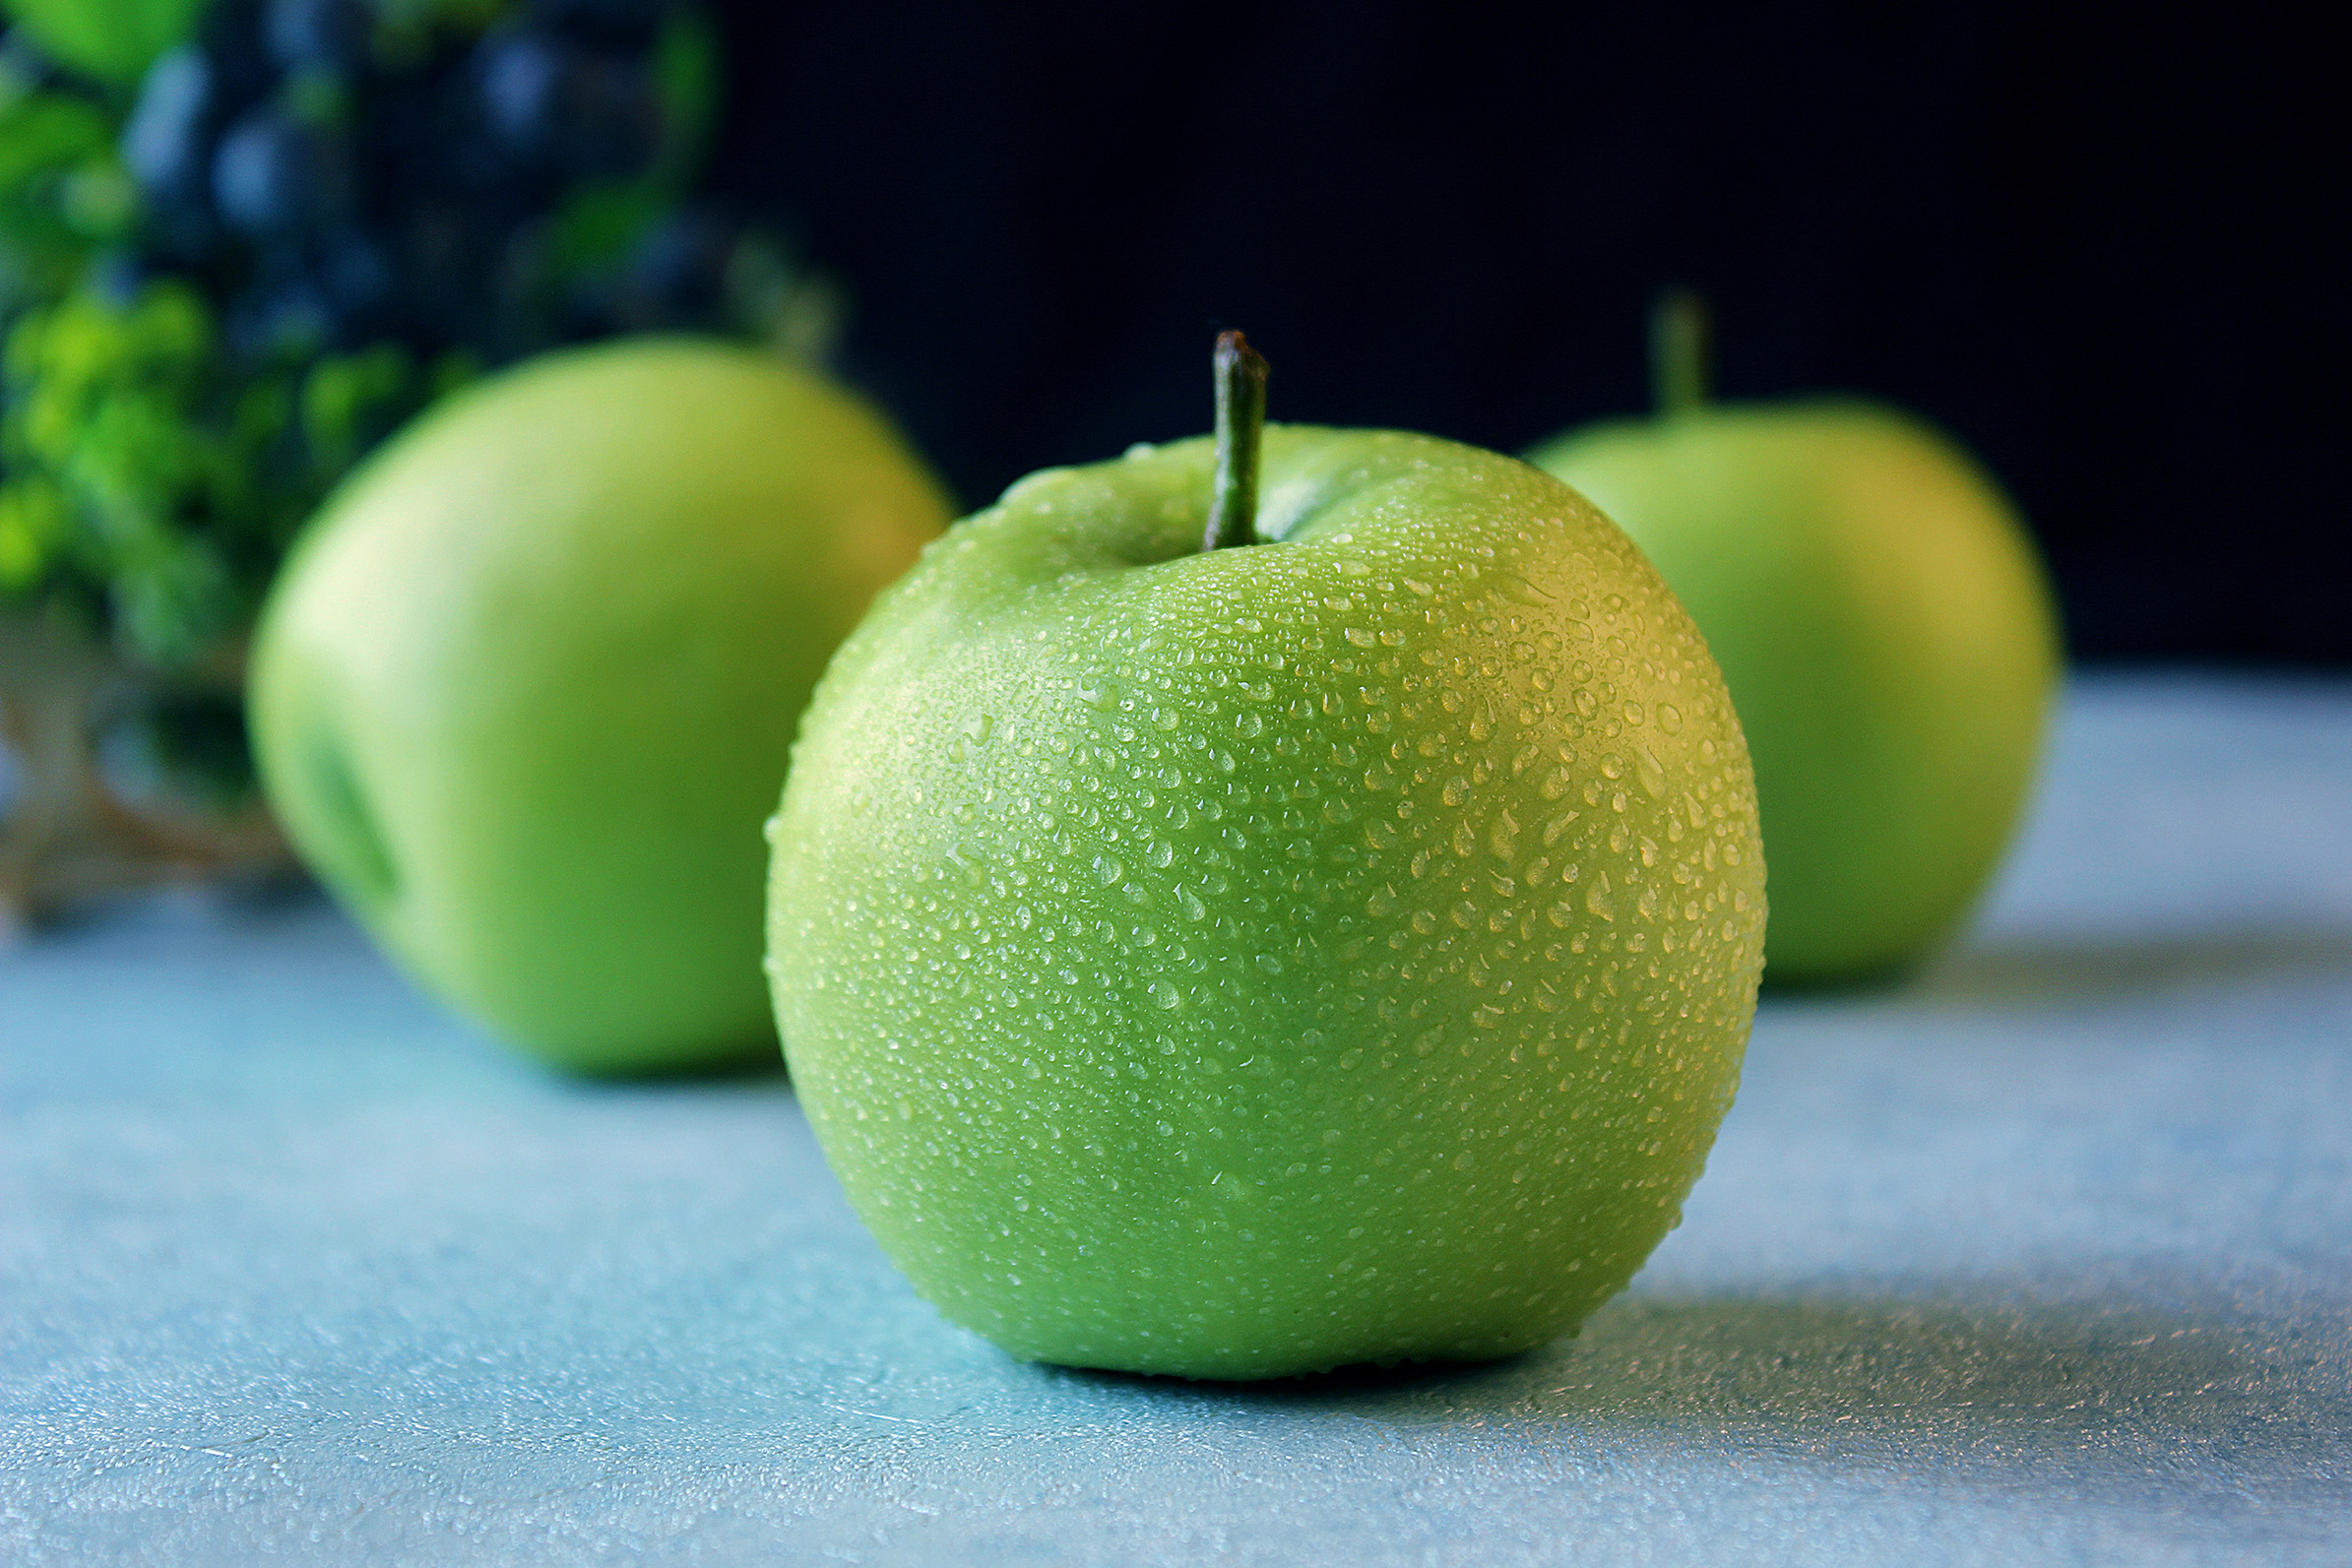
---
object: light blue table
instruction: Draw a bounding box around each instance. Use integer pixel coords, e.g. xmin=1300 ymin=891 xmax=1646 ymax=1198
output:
xmin=5 ymin=673 xmax=2349 ymax=1566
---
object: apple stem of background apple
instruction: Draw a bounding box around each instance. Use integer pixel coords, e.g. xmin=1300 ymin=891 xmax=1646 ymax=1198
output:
xmin=1203 ymin=331 xmax=1271 ymax=551
xmin=1652 ymin=290 xmax=1709 ymax=419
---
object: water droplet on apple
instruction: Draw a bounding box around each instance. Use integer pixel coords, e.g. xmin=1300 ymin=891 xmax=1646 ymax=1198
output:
xmin=1634 ymin=746 xmax=1667 ymax=799
xmin=1488 ymin=807 xmax=1519 ymax=860
xmin=1585 ymin=872 xmax=1617 ymax=921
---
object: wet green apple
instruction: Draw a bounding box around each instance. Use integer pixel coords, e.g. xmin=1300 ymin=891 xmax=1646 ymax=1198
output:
xmin=768 ymin=336 xmax=1766 ymax=1379
xmin=1529 ymin=299 xmax=2060 ymax=984
xmin=252 ymin=339 xmax=951 ymax=1073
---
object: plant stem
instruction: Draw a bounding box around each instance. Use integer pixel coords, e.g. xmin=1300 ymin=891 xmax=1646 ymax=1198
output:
xmin=1202 ymin=330 xmax=1270 ymax=552
xmin=1651 ymin=290 xmax=1709 ymax=419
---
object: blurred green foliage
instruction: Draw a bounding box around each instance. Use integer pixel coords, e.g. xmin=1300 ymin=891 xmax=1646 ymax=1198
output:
xmin=0 ymin=7 xmax=435 ymax=670
xmin=0 ymin=0 xmax=799 ymax=831
xmin=1 ymin=279 xmax=432 ymax=663
xmin=0 ymin=0 xmax=764 ymax=691
xmin=1 ymin=0 xmax=207 ymax=84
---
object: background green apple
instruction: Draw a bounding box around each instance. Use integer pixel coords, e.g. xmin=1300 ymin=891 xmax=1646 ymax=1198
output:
xmin=768 ymin=388 xmax=1767 ymax=1378
xmin=1528 ymin=303 xmax=2060 ymax=984
xmin=253 ymin=339 xmax=951 ymax=1073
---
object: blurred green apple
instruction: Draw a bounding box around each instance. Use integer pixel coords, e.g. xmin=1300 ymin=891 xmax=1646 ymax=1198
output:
xmin=1529 ymin=299 xmax=2060 ymax=984
xmin=253 ymin=339 xmax=951 ymax=1073
xmin=768 ymin=336 xmax=1766 ymax=1379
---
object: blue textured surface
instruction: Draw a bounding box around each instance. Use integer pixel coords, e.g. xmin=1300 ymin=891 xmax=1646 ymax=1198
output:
xmin=4 ymin=672 xmax=2349 ymax=1565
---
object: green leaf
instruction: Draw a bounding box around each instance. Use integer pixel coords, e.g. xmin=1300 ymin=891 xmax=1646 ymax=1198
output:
xmin=1 ymin=0 xmax=209 ymax=84
xmin=548 ymin=183 xmax=663 ymax=275
xmin=0 ymin=91 xmax=134 ymax=286
xmin=651 ymin=11 xmax=718 ymax=186
xmin=0 ymin=474 xmax=68 ymax=589
xmin=0 ymin=92 xmax=116 ymax=187
xmin=299 ymin=344 xmax=412 ymax=476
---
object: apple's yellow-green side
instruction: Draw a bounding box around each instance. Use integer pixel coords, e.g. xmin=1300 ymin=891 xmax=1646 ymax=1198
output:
xmin=1533 ymin=403 xmax=2058 ymax=984
xmin=253 ymin=340 xmax=950 ymax=1072
xmin=768 ymin=427 xmax=1766 ymax=1378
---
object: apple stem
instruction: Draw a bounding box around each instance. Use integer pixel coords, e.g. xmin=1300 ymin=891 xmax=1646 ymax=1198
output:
xmin=1203 ymin=330 xmax=1271 ymax=552
xmin=1652 ymin=290 xmax=1709 ymax=419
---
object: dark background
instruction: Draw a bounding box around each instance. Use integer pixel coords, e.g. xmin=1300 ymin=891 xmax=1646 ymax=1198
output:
xmin=705 ymin=1 xmax=2347 ymax=664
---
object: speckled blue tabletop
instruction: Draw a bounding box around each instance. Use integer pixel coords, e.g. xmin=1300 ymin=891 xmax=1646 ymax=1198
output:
xmin=4 ymin=672 xmax=2349 ymax=1566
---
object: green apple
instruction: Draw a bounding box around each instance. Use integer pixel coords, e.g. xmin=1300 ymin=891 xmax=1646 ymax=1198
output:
xmin=252 ymin=338 xmax=951 ymax=1073
xmin=767 ymin=335 xmax=1766 ymax=1379
xmin=1528 ymin=298 xmax=2059 ymax=985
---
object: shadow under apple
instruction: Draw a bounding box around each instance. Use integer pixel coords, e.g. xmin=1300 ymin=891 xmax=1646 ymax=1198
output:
xmin=1043 ymin=1288 xmax=2347 ymax=1512
xmin=1908 ymin=925 xmax=2352 ymax=1008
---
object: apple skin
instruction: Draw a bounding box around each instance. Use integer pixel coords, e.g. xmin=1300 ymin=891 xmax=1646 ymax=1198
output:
xmin=251 ymin=339 xmax=951 ymax=1073
xmin=1529 ymin=402 xmax=2059 ymax=985
xmin=766 ymin=426 xmax=1766 ymax=1379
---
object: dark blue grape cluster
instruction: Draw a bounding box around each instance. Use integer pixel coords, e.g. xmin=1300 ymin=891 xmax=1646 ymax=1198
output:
xmin=113 ymin=0 xmax=770 ymax=367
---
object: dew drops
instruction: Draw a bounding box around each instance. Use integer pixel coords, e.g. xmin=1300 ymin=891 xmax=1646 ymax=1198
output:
xmin=764 ymin=450 xmax=1771 ymax=1378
